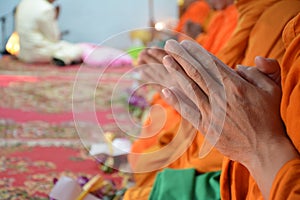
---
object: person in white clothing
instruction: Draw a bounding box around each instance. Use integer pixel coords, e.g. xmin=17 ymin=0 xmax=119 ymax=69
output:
xmin=15 ymin=0 xmax=83 ymax=66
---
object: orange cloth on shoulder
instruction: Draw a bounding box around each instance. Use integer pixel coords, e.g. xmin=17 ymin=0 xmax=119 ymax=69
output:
xmin=125 ymin=3 xmax=238 ymax=200
xmin=196 ymin=4 xmax=238 ymax=54
xmin=217 ymin=0 xmax=300 ymax=69
xmin=220 ymin=2 xmax=300 ymax=200
xmin=269 ymin=13 xmax=300 ymax=200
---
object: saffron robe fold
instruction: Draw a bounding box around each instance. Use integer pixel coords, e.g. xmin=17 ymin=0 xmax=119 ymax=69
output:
xmin=217 ymin=0 xmax=300 ymax=69
xmin=269 ymin=12 xmax=300 ymax=200
xmin=125 ymin=92 xmax=223 ymax=199
xmin=220 ymin=5 xmax=300 ymax=200
xmin=125 ymin=3 xmax=238 ymax=199
xmin=196 ymin=4 xmax=238 ymax=54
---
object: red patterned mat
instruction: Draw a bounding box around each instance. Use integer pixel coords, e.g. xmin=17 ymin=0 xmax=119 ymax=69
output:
xmin=0 ymin=55 xmax=133 ymax=199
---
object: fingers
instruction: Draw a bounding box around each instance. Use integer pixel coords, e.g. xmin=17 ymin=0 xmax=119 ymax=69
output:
xmin=254 ymin=56 xmax=281 ymax=86
xmin=236 ymin=56 xmax=282 ymax=94
xmin=162 ymin=55 xmax=209 ymax=108
xmin=137 ymin=47 xmax=166 ymax=66
xmin=236 ymin=65 xmax=281 ymax=95
xmin=148 ymin=48 xmax=167 ymax=63
xmin=164 ymin=39 xmax=215 ymax=95
xmin=161 ymin=87 xmax=202 ymax=131
xmin=141 ymin=63 xmax=164 ymax=80
xmin=137 ymin=49 xmax=157 ymax=65
xmin=139 ymin=66 xmax=166 ymax=92
xmin=140 ymin=66 xmax=157 ymax=83
xmin=180 ymin=40 xmax=238 ymax=83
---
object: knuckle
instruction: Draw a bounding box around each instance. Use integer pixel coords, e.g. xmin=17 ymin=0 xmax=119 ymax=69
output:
xmin=187 ymin=81 xmax=200 ymax=95
xmin=186 ymin=64 xmax=199 ymax=78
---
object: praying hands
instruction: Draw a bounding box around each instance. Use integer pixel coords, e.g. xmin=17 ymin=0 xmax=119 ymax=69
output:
xmin=137 ymin=47 xmax=179 ymax=92
xmin=160 ymin=40 xmax=299 ymax=199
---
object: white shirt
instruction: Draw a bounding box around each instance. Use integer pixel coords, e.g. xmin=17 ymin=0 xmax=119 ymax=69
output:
xmin=15 ymin=0 xmax=82 ymax=64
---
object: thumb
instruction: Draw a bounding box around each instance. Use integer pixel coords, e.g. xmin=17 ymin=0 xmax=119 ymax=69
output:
xmin=236 ymin=65 xmax=280 ymax=95
xmin=254 ymin=56 xmax=281 ymax=86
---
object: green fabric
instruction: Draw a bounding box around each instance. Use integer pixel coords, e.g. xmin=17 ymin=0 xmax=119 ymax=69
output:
xmin=195 ymin=170 xmax=221 ymax=200
xmin=126 ymin=46 xmax=145 ymax=60
xmin=149 ymin=168 xmax=221 ymax=200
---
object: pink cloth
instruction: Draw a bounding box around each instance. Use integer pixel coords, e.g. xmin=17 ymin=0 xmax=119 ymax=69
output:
xmin=80 ymin=43 xmax=133 ymax=67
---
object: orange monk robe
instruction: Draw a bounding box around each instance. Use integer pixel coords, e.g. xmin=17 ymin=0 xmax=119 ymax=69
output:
xmin=129 ymin=92 xmax=223 ymax=172
xmin=125 ymin=3 xmax=238 ymax=200
xmin=220 ymin=2 xmax=300 ymax=200
xmin=130 ymin=3 xmax=237 ymax=159
xmin=196 ymin=4 xmax=238 ymax=55
xmin=129 ymin=93 xmax=181 ymax=165
xmin=217 ymin=0 xmax=300 ymax=69
xmin=175 ymin=0 xmax=213 ymax=34
xmin=270 ymin=13 xmax=300 ymax=199
xmin=125 ymin=118 xmax=223 ymax=200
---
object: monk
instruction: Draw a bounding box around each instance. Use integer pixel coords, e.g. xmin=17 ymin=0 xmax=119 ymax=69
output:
xmin=131 ymin=0 xmax=237 ymax=159
xmin=126 ymin=49 xmax=224 ymax=199
xmin=125 ymin=0 xmax=300 ymax=199
xmin=124 ymin=1 xmax=237 ymax=199
xmin=212 ymin=1 xmax=300 ymax=198
xmin=220 ymin=12 xmax=300 ymax=200
xmin=174 ymin=0 xmax=214 ymax=37
xmin=176 ymin=0 xmax=238 ymax=54
xmin=161 ymin=11 xmax=300 ymax=198
xmin=154 ymin=1 xmax=300 ymax=199
xmin=185 ymin=0 xmax=238 ymax=54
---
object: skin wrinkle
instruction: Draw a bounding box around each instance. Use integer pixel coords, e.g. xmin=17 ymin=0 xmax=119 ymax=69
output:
xmin=181 ymin=40 xmax=222 ymax=78
xmin=164 ymin=41 xmax=229 ymax=154
xmin=165 ymin=41 xmax=213 ymax=96
xmin=181 ymin=40 xmax=234 ymax=78
xmin=162 ymin=39 xmax=285 ymax=164
xmin=163 ymin=55 xmax=208 ymax=106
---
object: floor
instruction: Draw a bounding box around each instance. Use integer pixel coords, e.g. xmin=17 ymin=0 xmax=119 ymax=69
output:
xmin=0 ymin=55 xmax=135 ymax=199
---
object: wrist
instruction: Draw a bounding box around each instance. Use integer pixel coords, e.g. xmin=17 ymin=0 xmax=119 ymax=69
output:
xmin=245 ymin=135 xmax=299 ymax=199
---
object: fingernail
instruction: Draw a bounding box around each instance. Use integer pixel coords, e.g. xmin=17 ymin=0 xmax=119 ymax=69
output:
xmin=147 ymin=49 xmax=153 ymax=54
xmin=162 ymin=88 xmax=171 ymax=98
xmin=255 ymin=56 xmax=263 ymax=60
xmin=165 ymin=39 xmax=177 ymax=50
xmin=163 ymin=55 xmax=173 ymax=66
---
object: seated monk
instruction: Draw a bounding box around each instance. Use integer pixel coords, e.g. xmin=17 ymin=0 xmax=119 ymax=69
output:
xmin=130 ymin=0 xmax=237 ymax=160
xmin=148 ymin=0 xmax=300 ymax=199
xmin=125 ymin=0 xmax=300 ymax=199
xmin=124 ymin=0 xmax=237 ymax=199
xmin=204 ymin=1 xmax=300 ymax=198
xmin=219 ymin=6 xmax=300 ymax=200
xmin=160 ymin=10 xmax=300 ymax=198
xmin=183 ymin=0 xmax=238 ymax=54
xmin=176 ymin=0 xmax=238 ymax=54
xmin=194 ymin=1 xmax=237 ymax=54
xmin=174 ymin=0 xmax=215 ymax=38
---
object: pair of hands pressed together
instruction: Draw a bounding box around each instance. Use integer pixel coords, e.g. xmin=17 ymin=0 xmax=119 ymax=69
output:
xmin=137 ymin=39 xmax=299 ymax=198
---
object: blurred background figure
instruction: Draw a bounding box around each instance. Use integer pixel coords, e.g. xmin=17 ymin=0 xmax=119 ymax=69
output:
xmin=15 ymin=0 xmax=83 ymax=66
